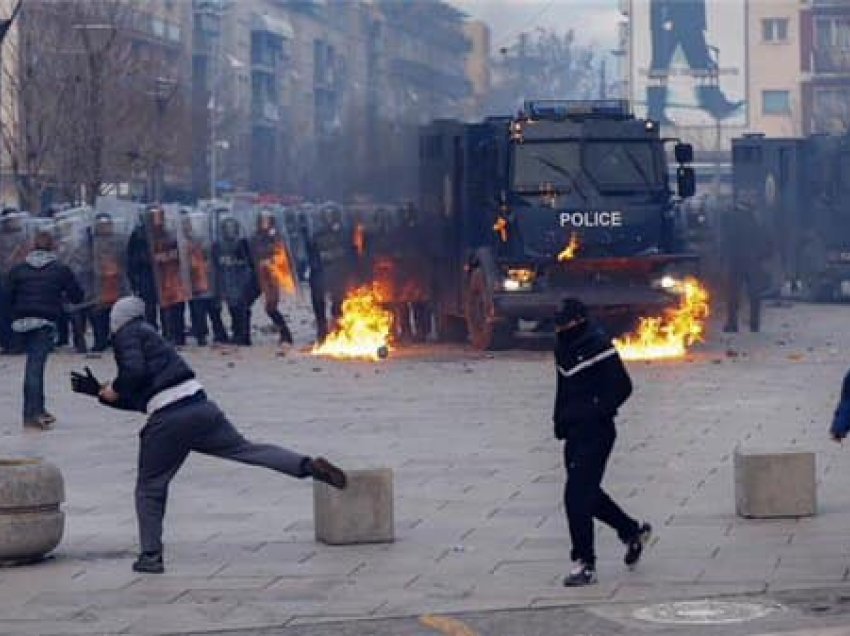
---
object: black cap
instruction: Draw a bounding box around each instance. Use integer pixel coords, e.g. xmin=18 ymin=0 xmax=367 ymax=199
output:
xmin=554 ymin=297 xmax=587 ymax=327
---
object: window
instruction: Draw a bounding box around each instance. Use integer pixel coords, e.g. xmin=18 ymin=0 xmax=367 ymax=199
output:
xmin=816 ymin=16 xmax=850 ymax=49
xmin=762 ymin=18 xmax=789 ymax=42
xmin=762 ymin=90 xmax=791 ymax=115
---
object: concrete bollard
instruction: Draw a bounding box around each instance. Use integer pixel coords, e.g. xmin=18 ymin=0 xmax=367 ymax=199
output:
xmin=314 ymin=468 xmax=394 ymax=545
xmin=734 ymin=448 xmax=816 ymax=518
xmin=0 ymin=458 xmax=65 ymax=565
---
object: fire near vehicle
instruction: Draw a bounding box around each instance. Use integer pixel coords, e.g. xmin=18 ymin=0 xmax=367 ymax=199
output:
xmin=418 ymin=99 xmax=698 ymax=349
xmin=732 ymin=133 xmax=850 ymax=301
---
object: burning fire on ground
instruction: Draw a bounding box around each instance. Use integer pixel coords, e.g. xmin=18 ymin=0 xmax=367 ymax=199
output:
xmin=613 ymin=277 xmax=710 ymax=361
xmin=311 ymin=284 xmax=393 ymax=361
xmin=557 ymin=233 xmax=580 ymax=262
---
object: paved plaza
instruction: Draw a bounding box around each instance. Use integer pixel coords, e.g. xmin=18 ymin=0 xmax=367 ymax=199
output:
xmin=2 ymin=301 xmax=850 ymax=634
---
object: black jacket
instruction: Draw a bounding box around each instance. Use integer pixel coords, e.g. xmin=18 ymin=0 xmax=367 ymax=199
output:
xmin=553 ymin=321 xmax=633 ymax=440
xmin=7 ymin=255 xmax=84 ymax=322
xmin=103 ymin=317 xmax=195 ymax=413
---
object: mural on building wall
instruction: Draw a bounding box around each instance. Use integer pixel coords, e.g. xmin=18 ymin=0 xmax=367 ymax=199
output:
xmin=631 ymin=0 xmax=746 ymax=127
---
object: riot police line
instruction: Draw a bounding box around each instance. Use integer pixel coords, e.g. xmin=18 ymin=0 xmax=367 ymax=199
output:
xmin=0 ymin=197 xmax=435 ymax=353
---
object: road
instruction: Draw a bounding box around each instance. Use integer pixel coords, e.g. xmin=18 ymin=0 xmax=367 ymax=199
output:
xmin=0 ymin=300 xmax=848 ymax=634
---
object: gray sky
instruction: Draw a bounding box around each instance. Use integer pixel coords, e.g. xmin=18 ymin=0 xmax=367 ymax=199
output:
xmin=451 ymin=0 xmax=621 ymax=50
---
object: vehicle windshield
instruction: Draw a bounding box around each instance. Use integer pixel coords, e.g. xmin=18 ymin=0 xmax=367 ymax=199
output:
xmin=512 ymin=140 xmax=662 ymax=193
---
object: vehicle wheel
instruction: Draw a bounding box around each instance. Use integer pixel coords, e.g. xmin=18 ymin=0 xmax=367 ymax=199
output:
xmin=435 ymin=313 xmax=468 ymax=343
xmin=465 ymin=269 xmax=512 ymax=350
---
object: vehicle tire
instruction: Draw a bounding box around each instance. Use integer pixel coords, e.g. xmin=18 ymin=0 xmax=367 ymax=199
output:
xmin=465 ymin=269 xmax=512 ymax=350
xmin=435 ymin=313 xmax=468 ymax=343
xmin=0 ymin=458 xmax=65 ymax=565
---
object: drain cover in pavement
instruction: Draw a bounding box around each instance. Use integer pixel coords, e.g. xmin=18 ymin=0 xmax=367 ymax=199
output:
xmin=633 ymin=600 xmax=780 ymax=625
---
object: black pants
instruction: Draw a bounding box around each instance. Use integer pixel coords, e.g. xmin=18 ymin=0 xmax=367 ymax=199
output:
xmin=143 ymin=298 xmax=159 ymax=331
xmin=189 ymin=298 xmax=228 ymax=344
xmin=0 ymin=284 xmax=11 ymax=351
xmin=91 ymin=307 xmax=111 ymax=351
xmin=136 ymin=397 xmax=310 ymax=555
xmin=70 ymin=308 xmax=90 ymax=353
xmin=161 ymin=304 xmax=185 ymax=346
xmin=726 ymin=267 xmax=762 ymax=332
xmin=225 ymin=301 xmax=251 ymax=345
xmin=564 ymin=426 xmax=639 ymax=567
xmin=309 ymin=274 xmax=342 ymax=342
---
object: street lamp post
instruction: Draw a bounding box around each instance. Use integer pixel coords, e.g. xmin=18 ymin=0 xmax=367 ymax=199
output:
xmin=153 ymin=76 xmax=177 ymax=203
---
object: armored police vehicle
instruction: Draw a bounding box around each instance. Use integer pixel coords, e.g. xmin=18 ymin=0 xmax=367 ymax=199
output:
xmin=418 ymin=99 xmax=698 ymax=349
xmin=732 ymin=133 xmax=850 ymax=301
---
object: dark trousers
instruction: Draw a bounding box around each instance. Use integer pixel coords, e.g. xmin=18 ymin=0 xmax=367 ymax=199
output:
xmin=189 ymin=298 xmax=228 ymax=344
xmin=70 ymin=308 xmax=90 ymax=353
xmin=225 ymin=301 xmax=251 ymax=345
xmin=136 ymin=397 xmax=309 ymax=554
xmin=162 ymin=304 xmax=186 ymax=346
xmin=21 ymin=325 xmax=55 ymax=422
xmin=55 ymin=312 xmax=69 ymax=346
xmin=91 ymin=307 xmax=111 ymax=351
xmin=266 ymin=306 xmax=293 ymax=344
xmin=725 ymin=267 xmax=762 ymax=332
xmin=309 ymin=274 xmax=342 ymax=342
xmin=0 ymin=285 xmax=11 ymax=351
xmin=564 ymin=426 xmax=639 ymax=567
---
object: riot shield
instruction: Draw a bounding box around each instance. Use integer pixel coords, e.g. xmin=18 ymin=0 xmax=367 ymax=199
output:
xmin=214 ymin=212 xmax=254 ymax=306
xmin=91 ymin=211 xmax=129 ymax=308
xmin=143 ymin=206 xmax=189 ymax=308
xmin=54 ymin=207 xmax=96 ymax=309
xmin=0 ymin=212 xmax=31 ymax=277
xmin=178 ymin=209 xmax=215 ymax=299
xmin=248 ymin=208 xmax=297 ymax=298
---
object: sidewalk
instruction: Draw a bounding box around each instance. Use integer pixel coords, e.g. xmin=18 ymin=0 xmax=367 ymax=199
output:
xmin=0 ymin=302 xmax=848 ymax=634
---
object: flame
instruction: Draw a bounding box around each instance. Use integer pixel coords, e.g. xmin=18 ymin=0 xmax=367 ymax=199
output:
xmin=557 ymin=233 xmax=580 ymax=261
xmin=266 ymin=244 xmax=297 ymax=296
xmin=353 ymin=222 xmax=366 ymax=258
xmin=613 ymin=277 xmax=710 ymax=361
xmin=312 ymin=284 xmax=394 ymax=361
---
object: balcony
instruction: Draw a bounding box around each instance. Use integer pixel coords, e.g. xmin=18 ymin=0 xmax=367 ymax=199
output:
xmin=252 ymin=100 xmax=280 ymax=126
xmin=811 ymin=46 xmax=850 ymax=74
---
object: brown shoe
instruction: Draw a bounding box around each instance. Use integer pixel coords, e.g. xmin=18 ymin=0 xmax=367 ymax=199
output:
xmin=310 ymin=457 xmax=347 ymax=489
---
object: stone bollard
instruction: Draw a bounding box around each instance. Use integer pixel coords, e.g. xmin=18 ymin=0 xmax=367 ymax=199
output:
xmin=314 ymin=468 xmax=394 ymax=545
xmin=734 ymin=448 xmax=816 ymax=518
xmin=0 ymin=458 xmax=65 ymax=565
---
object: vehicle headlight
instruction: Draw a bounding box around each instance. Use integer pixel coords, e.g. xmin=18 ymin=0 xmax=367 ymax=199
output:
xmin=502 ymin=267 xmax=536 ymax=292
xmin=651 ymin=272 xmax=686 ymax=294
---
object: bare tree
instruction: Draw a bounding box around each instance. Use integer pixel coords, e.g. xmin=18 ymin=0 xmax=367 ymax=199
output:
xmin=489 ymin=28 xmax=600 ymax=114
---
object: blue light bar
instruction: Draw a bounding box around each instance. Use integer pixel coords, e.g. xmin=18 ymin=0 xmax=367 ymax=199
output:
xmin=523 ymin=99 xmax=632 ymax=120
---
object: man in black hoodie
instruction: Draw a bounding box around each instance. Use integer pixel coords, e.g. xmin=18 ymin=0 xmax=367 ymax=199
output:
xmin=71 ymin=296 xmax=347 ymax=574
xmin=553 ymin=298 xmax=651 ymax=586
xmin=7 ymin=230 xmax=84 ymax=429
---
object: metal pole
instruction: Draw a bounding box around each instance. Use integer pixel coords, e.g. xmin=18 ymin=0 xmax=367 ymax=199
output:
xmin=209 ymin=13 xmax=218 ymax=202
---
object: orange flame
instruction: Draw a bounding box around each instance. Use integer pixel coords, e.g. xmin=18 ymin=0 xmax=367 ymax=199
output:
xmin=354 ymin=222 xmax=366 ymax=258
xmin=613 ymin=277 xmax=710 ymax=361
xmin=311 ymin=284 xmax=394 ymax=361
xmin=557 ymin=233 xmax=580 ymax=262
xmin=267 ymin=244 xmax=297 ymax=296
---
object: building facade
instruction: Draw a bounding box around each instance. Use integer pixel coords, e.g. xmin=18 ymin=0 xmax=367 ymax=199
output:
xmin=191 ymin=0 xmax=475 ymax=203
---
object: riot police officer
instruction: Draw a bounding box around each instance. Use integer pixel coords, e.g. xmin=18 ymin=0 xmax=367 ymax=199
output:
xmin=249 ymin=210 xmax=294 ymax=346
xmin=306 ymin=204 xmax=355 ymax=343
xmin=722 ymin=199 xmax=771 ymax=333
xmin=213 ymin=214 xmax=258 ymax=346
xmin=126 ymin=212 xmax=160 ymax=330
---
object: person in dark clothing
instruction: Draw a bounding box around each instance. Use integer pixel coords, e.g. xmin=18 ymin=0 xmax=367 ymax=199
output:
xmin=722 ymin=200 xmax=770 ymax=333
xmin=830 ymin=369 xmax=850 ymax=443
xmin=553 ymin=298 xmax=651 ymax=586
xmin=8 ymin=230 xmax=84 ymax=429
xmin=249 ymin=211 xmax=294 ymax=346
xmin=307 ymin=206 xmax=355 ymax=343
xmin=213 ymin=215 xmax=258 ymax=345
xmin=71 ymin=296 xmax=347 ymax=574
xmin=126 ymin=219 xmax=159 ymax=330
